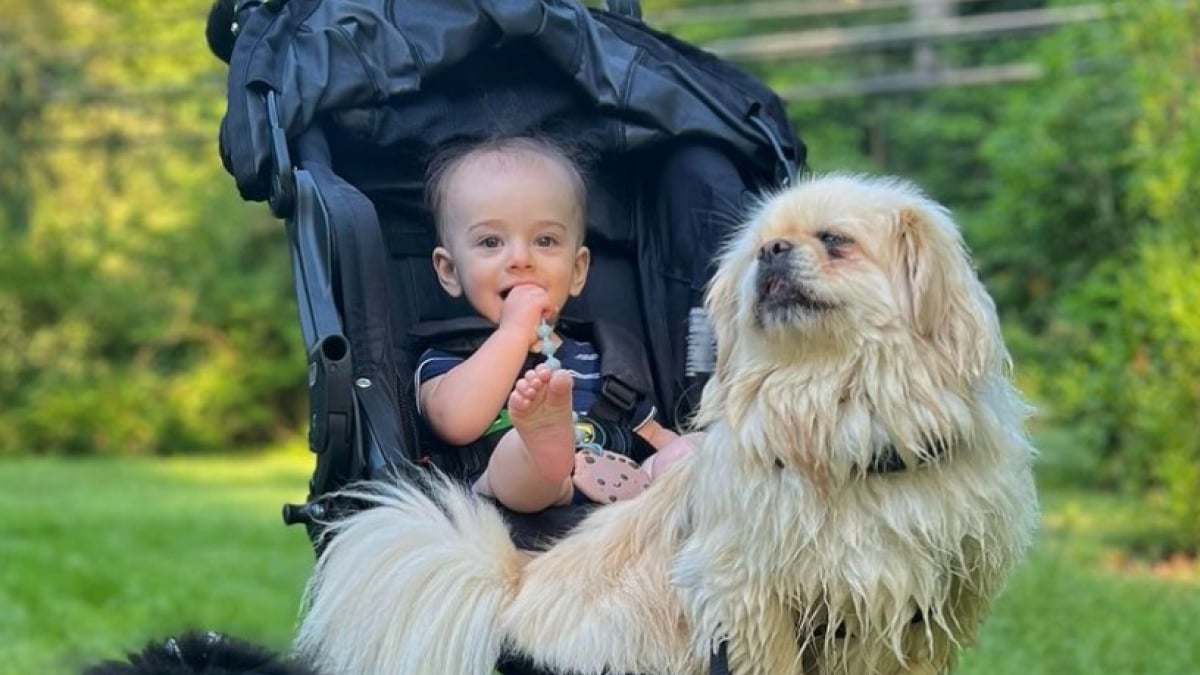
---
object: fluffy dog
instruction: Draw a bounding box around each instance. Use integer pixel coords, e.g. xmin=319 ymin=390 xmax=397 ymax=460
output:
xmin=294 ymin=174 xmax=1038 ymax=675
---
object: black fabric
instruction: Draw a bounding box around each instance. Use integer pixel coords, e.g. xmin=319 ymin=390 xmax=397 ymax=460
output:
xmin=709 ymin=641 xmax=732 ymax=675
xmin=276 ymin=153 xmax=435 ymax=547
xmin=643 ymin=142 xmax=755 ymax=420
xmin=408 ymin=315 xmax=497 ymax=356
xmin=289 ymin=151 xmax=416 ymax=472
xmin=218 ymin=0 xmax=802 ymax=203
xmin=499 ymin=501 xmax=594 ymax=553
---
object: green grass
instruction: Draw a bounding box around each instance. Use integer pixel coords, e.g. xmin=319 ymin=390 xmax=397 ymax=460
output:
xmin=0 ymin=447 xmax=315 ymax=674
xmin=3 ymin=451 xmax=1198 ymax=674
xmin=958 ymin=489 xmax=1200 ymax=674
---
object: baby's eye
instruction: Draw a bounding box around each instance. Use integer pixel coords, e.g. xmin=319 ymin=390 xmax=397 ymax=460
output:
xmin=477 ymin=235 xmax=503 ymax=249
xmin=534 ymin=234 xmax=560 ymax=247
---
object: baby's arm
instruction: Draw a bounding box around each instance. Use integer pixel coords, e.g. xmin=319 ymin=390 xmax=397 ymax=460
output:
xmin=419 ymin=328 xmax=531 ymax=445
xmin=636 ymin=418 xmax=680 ymax=451
xmin=637 ymin=419 xmax=699 ymax=481
xmin=419 ymin=285 xmax=551 ymax=445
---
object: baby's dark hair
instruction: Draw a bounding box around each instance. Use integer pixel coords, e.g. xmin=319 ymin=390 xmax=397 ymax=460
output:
xmin=425 ymin=135 xmax=588 ymax=244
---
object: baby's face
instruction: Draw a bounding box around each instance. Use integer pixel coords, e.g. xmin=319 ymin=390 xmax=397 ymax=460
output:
xmin=433 ymin=150 xmax=589 ymax=325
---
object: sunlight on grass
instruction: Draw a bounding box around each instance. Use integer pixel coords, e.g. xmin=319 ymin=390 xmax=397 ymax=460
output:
xmin=145 ymin=441 xmax=315 ymax=487
xmin=957 ymin=487 xmax=1200 ymax=674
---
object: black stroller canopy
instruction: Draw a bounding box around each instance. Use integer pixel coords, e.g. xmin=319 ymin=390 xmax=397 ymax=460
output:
xmin=218 ymin=0 xmax=802 ymax=205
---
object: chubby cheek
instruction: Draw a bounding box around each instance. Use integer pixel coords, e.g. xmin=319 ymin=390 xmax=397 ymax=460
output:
xmin=460 ymin=271 xmax=502 ymax=317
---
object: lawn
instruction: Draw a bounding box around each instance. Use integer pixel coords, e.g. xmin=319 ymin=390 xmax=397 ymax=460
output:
xmin=0 ymin=447 xmax=315 ymax=674
xmin=2 ymin=447 xmax=1198 ymax=675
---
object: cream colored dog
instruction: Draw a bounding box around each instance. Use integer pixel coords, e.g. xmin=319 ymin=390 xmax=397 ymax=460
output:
xmin=294 ymin=174 xmax=1038 ymax=675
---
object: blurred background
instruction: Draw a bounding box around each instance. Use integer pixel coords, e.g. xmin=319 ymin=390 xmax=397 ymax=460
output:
xmin=1 ymin=0 xmax=1197 ymax=673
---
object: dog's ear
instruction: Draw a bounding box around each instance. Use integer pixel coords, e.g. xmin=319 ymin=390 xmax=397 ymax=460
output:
xmin=895 ymin=200 xmax=1001 ymax=381
xmin=704 ymin=236 xmax=747 ymax=379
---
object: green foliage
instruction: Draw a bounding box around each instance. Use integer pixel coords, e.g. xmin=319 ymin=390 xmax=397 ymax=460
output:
xmin=1120 ymin=237 xmax=1200 ymax=548
xmin=0 ymin=3 xmax=305 ymax=456
xmin=972 ymin=18 xmax=1137 ymax=329
xmin=0 ymin=179 xmax=304 ymax=455
xmin=0 ymin=5 xmax=71 ymax=233
xmin=961 ymin=8 xmax=1143 ymax=482
xmin=1113 ymin=0 xmax=1200 ymax=542
xmin=964 ymin=0 xmax=1200 ymax=546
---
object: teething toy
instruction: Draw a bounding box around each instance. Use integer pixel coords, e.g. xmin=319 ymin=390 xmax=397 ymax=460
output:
xmin=534 ymin=318 xmax=603 ymax=456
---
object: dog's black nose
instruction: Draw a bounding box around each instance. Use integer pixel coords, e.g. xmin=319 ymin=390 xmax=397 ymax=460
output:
xmin=758 ymin=238 xmax=794 ymax=263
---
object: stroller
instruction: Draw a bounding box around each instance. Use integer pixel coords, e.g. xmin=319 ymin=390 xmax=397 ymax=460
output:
xmin=211 ymin=0 xmax=803 ymax=669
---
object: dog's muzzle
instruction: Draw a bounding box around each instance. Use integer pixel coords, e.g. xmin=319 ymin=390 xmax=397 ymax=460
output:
xmin=755 ymin=245 xmax=834 ymax=322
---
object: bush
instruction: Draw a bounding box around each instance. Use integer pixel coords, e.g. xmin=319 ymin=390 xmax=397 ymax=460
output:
xmin=0 ymin=168 xmax=305 ymax=456
xmin=972 ymin=0 xmax=1200 ymax=548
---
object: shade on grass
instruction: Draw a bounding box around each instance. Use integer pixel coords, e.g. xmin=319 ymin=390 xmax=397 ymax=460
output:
xmin=2 ymin=453 xmax=1197 ymax=675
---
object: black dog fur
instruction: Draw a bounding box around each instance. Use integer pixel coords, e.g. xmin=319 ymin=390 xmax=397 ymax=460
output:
xmin=82 ymin=631 xmax=323 ymax=675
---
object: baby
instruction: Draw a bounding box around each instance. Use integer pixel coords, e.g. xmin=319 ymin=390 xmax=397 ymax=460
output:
xmin=416 ymin=136 xmax=692 ymax=513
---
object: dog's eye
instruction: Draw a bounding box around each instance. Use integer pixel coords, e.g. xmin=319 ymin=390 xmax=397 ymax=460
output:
xmin=816 ymin=231 xmax=853 ymax=257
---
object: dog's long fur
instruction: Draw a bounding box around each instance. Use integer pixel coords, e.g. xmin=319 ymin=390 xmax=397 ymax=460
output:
xmin=294 ymin=174 xmax=1038 ymax=675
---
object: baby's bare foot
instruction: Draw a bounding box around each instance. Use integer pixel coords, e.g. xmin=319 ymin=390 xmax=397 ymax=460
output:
xmin=509 ymin=366 xmax=576 ymax=481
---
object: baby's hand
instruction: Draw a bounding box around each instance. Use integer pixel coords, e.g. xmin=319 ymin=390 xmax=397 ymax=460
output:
xmin=500 ymin=284 xmax=552 ymax=335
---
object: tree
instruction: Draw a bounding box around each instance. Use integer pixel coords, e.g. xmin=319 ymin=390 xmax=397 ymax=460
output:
xmin=0 ymin=1 xmax=305 ymax=456
xmin=0 ymin=5 xmax=69 ymax=232
xmin=1114 ymin=0 xmax=1200 ymax=548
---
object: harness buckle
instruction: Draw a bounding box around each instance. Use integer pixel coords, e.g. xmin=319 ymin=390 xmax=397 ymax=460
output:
xmin=600 ymin=377 xmax=639 ymax=413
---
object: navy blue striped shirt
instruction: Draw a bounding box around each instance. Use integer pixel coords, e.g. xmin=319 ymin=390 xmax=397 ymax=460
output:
xmin=415 ymin=336 xmax=656 ymax=430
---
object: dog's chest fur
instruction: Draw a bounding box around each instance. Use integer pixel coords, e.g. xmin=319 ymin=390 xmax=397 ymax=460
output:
xmin=673 ymin=366 xmax=1035 ymax=675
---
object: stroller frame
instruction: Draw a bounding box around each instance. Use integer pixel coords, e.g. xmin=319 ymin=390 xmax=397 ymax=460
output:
xmin=214 ymin=3 xmax=805 ymax=670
